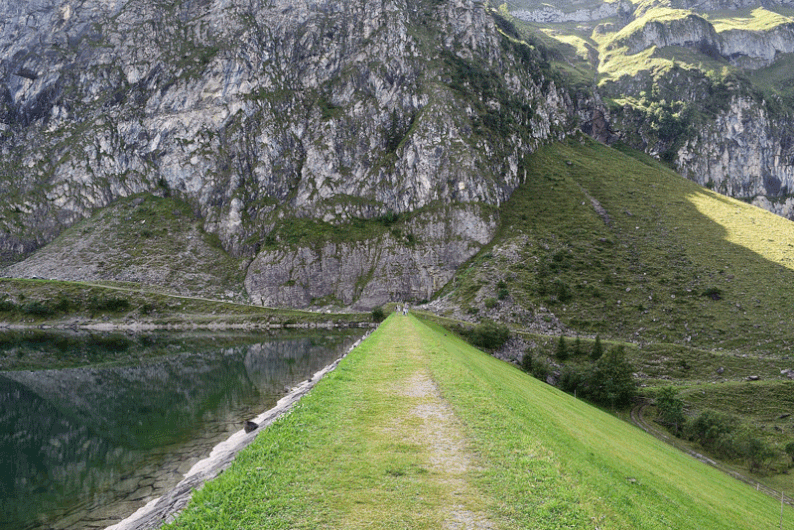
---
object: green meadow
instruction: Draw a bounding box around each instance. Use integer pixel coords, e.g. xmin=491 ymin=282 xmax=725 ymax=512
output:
xmin=448 ymin=137 xmax=794 ymax=355
xmin=163 ymin=315 xmax=793 ymax=529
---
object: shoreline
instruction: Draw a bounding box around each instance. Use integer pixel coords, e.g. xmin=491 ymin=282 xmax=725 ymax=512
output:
xmin=0 ymin=318 xmax=374 ymax=332
xmin=102 ymin=329 xmax=371 ymax=530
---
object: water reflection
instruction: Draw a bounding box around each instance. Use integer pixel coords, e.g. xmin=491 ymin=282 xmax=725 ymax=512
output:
xmin=0 ymin=331 xmax=360 ymax=530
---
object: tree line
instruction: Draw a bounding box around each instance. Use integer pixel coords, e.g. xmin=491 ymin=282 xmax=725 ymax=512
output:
xmin=522 ymin=335 xmax=637 ymax=409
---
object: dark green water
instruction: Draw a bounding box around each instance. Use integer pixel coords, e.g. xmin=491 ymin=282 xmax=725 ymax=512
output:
xmin=0 ymin=330 xmax=360 ymax=530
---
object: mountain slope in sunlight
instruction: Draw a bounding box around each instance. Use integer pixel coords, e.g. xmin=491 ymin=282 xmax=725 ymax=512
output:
xmin=442 ymin=136 xmax=794 ymax=356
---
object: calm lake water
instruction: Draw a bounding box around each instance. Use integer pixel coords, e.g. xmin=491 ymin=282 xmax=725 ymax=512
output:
xmin=0 ymin=329 xmax=361 ymax=530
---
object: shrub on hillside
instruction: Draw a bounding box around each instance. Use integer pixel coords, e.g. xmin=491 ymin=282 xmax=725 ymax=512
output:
xmin=685 ymin=410 xmax=741 ymax=459
xmin=469 ymin=320 xmax=510 ymax=350
xmin=739 ymin=434 xmax=775 ymax=472
xmin=556 ymin=335 xmax=569 ymax=361
xmin=88 ymin=296 xmax=130 ymax=312
xmin=655 ymin=387 xmax=686 ymax=436
xmin=701 ymin=287 xmax=722 ymax=300
xmin=21 ymin=301 xmax=54 ymax=317
xmin=53 ymin=297 xmax=77 ymax=313
xmin=686 ymin=410 xmax=776 ymax=470
xmin=559 ymin=366 xmax=586 ymax=394
xmin=521 ymin=350 xmax=533 ymax=373
xmin=590 ymin=335 xmax=604 ymax=361
xmin=573 ymin=336 xmax=583 ymax=356
xmin=587 ymin=345 xmax=636 ymax=409
xmin=531 ymin=356 xmax=553 ymax=382
xmin=371 ymin=306 xmax=386 ymax=323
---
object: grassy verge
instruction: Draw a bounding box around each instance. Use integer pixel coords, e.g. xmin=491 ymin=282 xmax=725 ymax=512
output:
xmin=162 ymin=315 xmax=794 ymax=529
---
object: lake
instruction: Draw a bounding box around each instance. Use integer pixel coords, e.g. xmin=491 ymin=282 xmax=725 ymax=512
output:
xmin=0 ymin=329 xmax=361 ymax=530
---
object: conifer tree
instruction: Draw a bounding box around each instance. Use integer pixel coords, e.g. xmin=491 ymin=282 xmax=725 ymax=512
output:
xmin=521 ymin=350 xmax=533 ymax=373
xmin=590 ymin=335 xmax=604 ymax=361
xmin=556 ymin=335 xmax=569 ymax=361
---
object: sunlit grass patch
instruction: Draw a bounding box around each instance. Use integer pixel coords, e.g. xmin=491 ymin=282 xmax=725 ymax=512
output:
xmin=687 ymin=190 xmax=794 ymax=272
xmin=706 ymin=7 xmax=794 ymax=32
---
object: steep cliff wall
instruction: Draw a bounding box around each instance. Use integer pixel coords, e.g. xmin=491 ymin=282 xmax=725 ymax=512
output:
xmin=245 ymin=204 xmax=497 ymax=309
xmin=0 ymin=0 xmax=573 ymax=307
xmin=676 ymin=96 xmax=794 ymax=197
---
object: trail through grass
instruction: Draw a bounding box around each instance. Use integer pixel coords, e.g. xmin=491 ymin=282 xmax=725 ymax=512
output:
xmin=163 ymin=313 xmax=495 ymax=529
xmin=164 ymin=314 xmax=794 ymax=529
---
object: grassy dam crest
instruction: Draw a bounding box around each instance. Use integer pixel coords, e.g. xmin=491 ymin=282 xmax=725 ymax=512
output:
xmin=163 ymin=315 xmax=794 ymax=529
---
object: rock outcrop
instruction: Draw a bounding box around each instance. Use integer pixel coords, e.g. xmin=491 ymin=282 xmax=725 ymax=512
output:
xmin=611 ymin=13 xmax=794 ymax=69
xmin=676 ymin=96 xmax=794 ymax=198
xmin=245 ymin=204 xmax=497 ymax=309
xmin=0 ymin=0 xmax=571 ymax=307
xmin=512 ymin=1 xmax=632 ymax=23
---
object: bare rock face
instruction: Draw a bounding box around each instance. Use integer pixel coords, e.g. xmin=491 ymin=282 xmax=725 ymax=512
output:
xmin=0 ymin=0 xmax=572 ymax=306
xmin=245 ymin=205 xmax=497 ymax=309
xmin=605 ymin=8 xmax=794 ymax=69
xmin=676 ymin=96 xmax=794 ymax=200
xmin=512 ymin=1 xmax=632 ymax=23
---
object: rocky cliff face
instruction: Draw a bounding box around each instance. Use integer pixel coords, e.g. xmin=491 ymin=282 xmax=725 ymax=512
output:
xmin=512 ymin=1 xmax=632 ymax=23
xmin=245 ymin=204 xmax=497 ymax=309
xmin=676 ymin=96 xmax=794 ymax=198
xmin=533 ymin=0 xmax=794 ymax=214
xmin=611 ymin=11 xmax=794 ymax=69
xmin=0 ymin=0 xmax=573 ymax=307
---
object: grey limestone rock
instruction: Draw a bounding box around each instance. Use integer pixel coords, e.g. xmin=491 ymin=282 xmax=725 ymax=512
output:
xmin=0 ymin=0 xmax=570 ymax=307
xmin=245 ymin=205 xmax=497 ymax=309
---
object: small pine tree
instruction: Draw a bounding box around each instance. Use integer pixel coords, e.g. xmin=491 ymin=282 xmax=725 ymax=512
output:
xmin=590 ymin=335 xmax=604 ymax=361
xmin=785 ymin=441 xmax=794 ymax=465
xmin=521 ymin=350 xmax=533 ymax=373
xmin=556 ymin=335 xmax=569 ymax=361
xmin=589 ymin=345 xmax=635 ymax=409
xmin=573 ymin=336 xmax=582 ymax=356
xmin=656 ymin=387 xmax=686 ymax=436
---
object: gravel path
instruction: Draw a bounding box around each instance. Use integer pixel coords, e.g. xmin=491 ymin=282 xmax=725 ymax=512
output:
xmin=383 ymin=317 xmax=496 ymax=529
xmin=403 ymin=371 xmax=495 ymax=529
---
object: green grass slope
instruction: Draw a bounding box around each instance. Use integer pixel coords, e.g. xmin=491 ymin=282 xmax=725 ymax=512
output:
xmin=163 ymin=315 xmax=794 ymax=529
xmin=3 ymin=194 xmax=248 ymax=300
xmin=447 ymin=137 xmax=794 ymax=356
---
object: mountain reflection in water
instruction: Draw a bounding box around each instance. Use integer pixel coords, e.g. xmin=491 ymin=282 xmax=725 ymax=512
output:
xmin=0 ymin=331 xmax=360 ymax=530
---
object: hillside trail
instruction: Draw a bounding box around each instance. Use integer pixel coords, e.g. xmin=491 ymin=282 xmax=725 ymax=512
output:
xmin=371 ymin=314 xmax=496 ymax=529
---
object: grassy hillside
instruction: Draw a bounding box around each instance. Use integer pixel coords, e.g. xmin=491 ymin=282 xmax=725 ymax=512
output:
xmin=163 ymin=315 xmax=794 ymax=529
xmin=437 ymin=136 xmax=794 ymax=490
xmin=445 ymin=137 xmax=794 ymax=355
xmin=3 ymin=194 xmax=248 ymax=300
